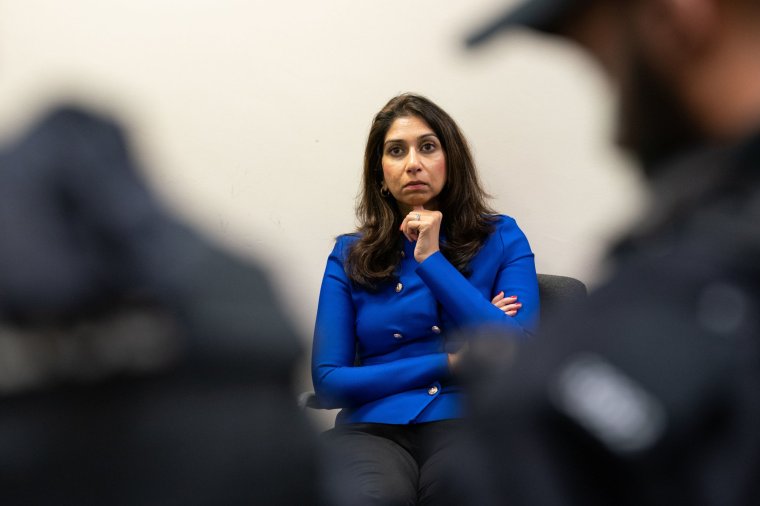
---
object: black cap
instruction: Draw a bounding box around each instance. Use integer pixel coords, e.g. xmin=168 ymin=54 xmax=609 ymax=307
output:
xmin=466 ymin=0 xmax=590 ymax=47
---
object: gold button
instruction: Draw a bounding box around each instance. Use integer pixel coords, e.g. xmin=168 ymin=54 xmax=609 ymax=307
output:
xmin=395 ymin=282 xmax=403 ymax=293
xmin=428 ymin=386 xmax=439 ymax=395
xmin=431 ymin=325 xmax=441 ymax=334
xmin=393 ymin=333 xmax=403 ymax=339
xmin=401 ymin=251 xmax=406 ymax=258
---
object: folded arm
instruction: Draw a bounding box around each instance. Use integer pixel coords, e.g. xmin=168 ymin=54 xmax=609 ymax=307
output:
xmin=416 ymin=218 xmax=539 ymax=337
xmin=311 ymin=238 xmax=449 ymax=409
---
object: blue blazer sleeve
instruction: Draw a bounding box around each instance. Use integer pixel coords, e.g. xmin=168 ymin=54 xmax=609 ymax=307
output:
xmin=312 ymin=237 xmax=450 ymax=409
xmin=416 ymin=217 xmax=539 ymax=337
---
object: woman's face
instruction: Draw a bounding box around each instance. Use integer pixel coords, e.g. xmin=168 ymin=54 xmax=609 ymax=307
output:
xmin=381 ymin=115 xmax=447 ymax=213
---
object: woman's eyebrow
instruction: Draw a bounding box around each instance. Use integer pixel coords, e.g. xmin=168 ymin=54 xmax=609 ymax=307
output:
xmin=383 ymin=133 xmax=438 ymax=146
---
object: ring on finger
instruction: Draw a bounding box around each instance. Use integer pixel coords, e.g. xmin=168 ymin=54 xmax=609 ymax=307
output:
xmin=415 ymin=213 xmax=421 ymax=221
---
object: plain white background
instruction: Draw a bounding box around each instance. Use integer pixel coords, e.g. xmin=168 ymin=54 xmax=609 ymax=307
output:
xmin=0 ymin=0 xmax=645 ymax=424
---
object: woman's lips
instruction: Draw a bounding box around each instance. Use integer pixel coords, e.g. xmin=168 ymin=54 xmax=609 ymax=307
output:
xmin=403 ymin=182 xmax=428 ymax=191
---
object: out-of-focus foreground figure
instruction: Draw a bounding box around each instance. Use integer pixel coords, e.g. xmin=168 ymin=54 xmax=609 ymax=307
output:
xmin=0 ymin=107 xmax=318 ymax=505
xmin=450 ymin=1 xmax=760 ymax=504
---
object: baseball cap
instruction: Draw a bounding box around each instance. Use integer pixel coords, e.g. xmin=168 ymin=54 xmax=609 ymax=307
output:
xmin=465 ymin=0 xmax=592 ymax=47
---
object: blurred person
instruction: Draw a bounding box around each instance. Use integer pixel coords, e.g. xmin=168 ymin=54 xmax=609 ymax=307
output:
xmin=442 ymin=0 xmax=760 ymax=504
xmin=311 ymin=93 xmax=539 ymax=505
xmin=0 ymin=106 xmax=319 ymax=505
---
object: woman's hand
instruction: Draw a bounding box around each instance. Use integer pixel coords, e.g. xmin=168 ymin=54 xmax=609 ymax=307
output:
xmin=400 ymin=205 xmax=442 ymax=263
xmin=492 ymin=291 xmax=521 ymax=317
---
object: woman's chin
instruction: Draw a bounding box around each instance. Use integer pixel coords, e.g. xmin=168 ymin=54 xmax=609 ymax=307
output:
xmin=398 ymin=197 xmax=437 ymax=211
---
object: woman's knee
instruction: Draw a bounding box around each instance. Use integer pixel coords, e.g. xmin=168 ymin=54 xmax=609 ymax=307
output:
xmin=322 ymin=429 xmax=418 ymax=506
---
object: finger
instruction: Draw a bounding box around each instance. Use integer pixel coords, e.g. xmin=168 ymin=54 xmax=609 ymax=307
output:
xmin=491 ymin=291 xmax=505 ymax=304
xmin=407 ymin=213 xmax=425 ymax=241
xmin=408 ymin=220 xmax=421 ymax=240
xmin=399 ymin=215 xmax=416 ymax=242
xmin=506 ymin=310 xmax=517 ymax=317
xmin=496 ymin=303 xmax=521 ymax=314
xmin=404 ymin=210 xmax=426 ymax=234
xmin=399 ymin=222 xmax=411 ymax=242
xmin=501 ymin=303 xmax=522 ymax=312
xmin=493 ymin=295 xmax=517 ymax=307
xmin=407 ymin=211 xmax=425 ymax=226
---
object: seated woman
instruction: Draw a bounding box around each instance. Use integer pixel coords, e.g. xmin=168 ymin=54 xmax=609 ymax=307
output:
xmin=312 ymin=93 xmax=539 ymax=506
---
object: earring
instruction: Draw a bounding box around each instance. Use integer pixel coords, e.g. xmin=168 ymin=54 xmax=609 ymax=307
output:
xmin=380 ymin=185 xmax=390 ymax=197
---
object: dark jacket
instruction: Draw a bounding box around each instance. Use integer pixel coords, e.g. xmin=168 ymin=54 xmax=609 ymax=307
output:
xmin=449 ymin=131 xmax=760 ymax=506
xmin=0 ymin=107 xmax=319 ymax=505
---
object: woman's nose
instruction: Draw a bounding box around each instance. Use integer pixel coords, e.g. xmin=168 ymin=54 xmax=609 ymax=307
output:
xmin=405 ymin=149 xmax=422 ymax=172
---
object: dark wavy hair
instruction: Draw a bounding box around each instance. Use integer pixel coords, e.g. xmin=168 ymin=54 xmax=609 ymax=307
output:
xmin=346 ymin=93 xmax=496 ymax=289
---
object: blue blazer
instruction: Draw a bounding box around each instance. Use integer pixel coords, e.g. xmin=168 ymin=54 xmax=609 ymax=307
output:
xmin=312 ymin=215 xmax=539 ymax=425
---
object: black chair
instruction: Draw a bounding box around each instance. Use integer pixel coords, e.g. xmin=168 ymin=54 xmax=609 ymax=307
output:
xmin=536 ymin=273 xmax=587 ymax=320
xmin=300 ymin=274 xmax=587 ymax=410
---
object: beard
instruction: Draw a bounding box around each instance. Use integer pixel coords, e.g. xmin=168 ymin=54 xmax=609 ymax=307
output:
xmin=616 ymin=49 xmax=706 ymax=177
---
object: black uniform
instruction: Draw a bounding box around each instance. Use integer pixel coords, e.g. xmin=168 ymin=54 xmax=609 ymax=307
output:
xmin=448 ymin=132 xmax=760 ymax=505
xmin=0 ymin=107 xmax=319 ymax=505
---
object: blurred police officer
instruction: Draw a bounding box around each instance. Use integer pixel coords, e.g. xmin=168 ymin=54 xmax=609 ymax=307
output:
xmin=0 ymin=107 xmax=319 ymax=505
xmin=451 ymin=1 xmax=760 ymax=504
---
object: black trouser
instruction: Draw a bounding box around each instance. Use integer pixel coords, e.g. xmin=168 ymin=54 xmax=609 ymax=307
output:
xmin=321 ymin=420 xmax=461 ymax=506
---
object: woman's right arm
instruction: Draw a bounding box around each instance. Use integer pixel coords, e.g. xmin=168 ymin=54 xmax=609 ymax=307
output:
xmin=311 ymin=238 xmax=450 ymax=409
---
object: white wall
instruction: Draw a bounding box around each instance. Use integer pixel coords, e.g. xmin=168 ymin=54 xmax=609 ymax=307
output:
xmin=0 ymin=0 xmax=645 ymax=417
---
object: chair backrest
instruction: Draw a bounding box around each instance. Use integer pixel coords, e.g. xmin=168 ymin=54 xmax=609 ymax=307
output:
xmin=537 ymin=273 xmax=587 ymax=320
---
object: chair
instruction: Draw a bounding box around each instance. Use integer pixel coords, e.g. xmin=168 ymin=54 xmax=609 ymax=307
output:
xmin=300 ymin=274 xmax=587 ymax=410
xmin=536 ymin=273 xmax=587 ymax=320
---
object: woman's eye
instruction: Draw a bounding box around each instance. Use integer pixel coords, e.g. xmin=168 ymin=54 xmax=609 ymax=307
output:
xmin=421 ymin=142 xmax=437 ymax=152
xmin=388 ymin=146 xmax=403 ymax=156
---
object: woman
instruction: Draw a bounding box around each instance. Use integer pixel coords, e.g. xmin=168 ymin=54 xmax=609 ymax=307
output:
xmin=312 ymin=93 xmax=539 ymax=505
